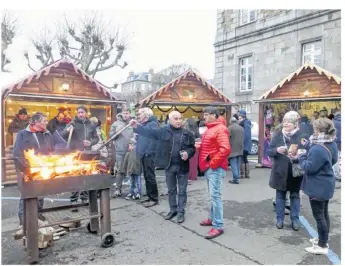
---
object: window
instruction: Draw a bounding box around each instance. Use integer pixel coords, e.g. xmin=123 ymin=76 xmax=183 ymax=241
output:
xmin=240 ymin=10 xmax=256 ymax=25
xmin=239 ymin=103 xmax=251 ymax=114
xmin=239 ymin=56 xmax=253 ymax=92
xmin=302 ymin=41 xmax=322 ymax=65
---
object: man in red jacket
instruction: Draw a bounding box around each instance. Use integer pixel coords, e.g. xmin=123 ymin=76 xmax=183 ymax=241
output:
xmin=198 ymin=106 xmax=231 ymax=239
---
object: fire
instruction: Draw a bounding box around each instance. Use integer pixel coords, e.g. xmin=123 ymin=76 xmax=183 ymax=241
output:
xmin=23 ymin=149 xmax=103 ymax=181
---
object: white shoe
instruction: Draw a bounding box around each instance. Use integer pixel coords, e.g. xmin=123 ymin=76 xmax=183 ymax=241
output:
xmin=309 ymin=238 xmax=329 ymax=248
xmin=305 ymin=244 xmax=328 ymax=255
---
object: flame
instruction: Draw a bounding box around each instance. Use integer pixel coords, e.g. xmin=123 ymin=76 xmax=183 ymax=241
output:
xmin=23 ymin=149 xmax=104 ymax=182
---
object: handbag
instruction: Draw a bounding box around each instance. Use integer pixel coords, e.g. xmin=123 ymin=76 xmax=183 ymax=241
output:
xmin=283 ymin=135 xmax=305 ymax=177
xmin=291 ymin=163 xmax=305 ymax=177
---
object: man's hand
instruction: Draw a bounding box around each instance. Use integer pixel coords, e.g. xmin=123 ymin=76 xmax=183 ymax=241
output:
xmin=83 ymin=140 xmax=91 ymax=147
xmin=66 ymin=126 xmax=74 ymax=133
xmin=277 ymin=146 xmax=287 ymax=154
xmin=180 ymin=151 xmax=188 ymax=161
xmin=130 ymin=119 xmax=138 ymax=128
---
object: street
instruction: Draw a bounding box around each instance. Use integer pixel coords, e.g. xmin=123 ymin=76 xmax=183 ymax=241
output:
xmin=1 ymin=166 xmax=341 ymax=265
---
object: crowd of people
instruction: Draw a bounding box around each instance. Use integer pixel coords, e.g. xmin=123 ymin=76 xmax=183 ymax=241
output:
xmin=9 ymin=104 xmax=341 ymax=254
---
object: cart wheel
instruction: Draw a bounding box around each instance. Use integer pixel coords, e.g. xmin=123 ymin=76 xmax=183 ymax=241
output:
xmin=101 ymin=233 xmax=115 ymax=248
xmin=87 ymin=222 xmax=98 ymax=234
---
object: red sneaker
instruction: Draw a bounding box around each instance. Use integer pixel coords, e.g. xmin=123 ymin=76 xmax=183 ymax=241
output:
xmin=200 ymin=218 xmax=212 ymax=226
xmin=205 ymin=228 xmax=224 ymax=239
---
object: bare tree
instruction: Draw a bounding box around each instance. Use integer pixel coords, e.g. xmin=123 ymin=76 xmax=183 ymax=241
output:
xmin=151 ymin=63 xmax=192 ymax=88
xmin=24 ymin=12 xmax=128 ymax=79
xmin=1 ymin=11 xmax=18 ymax=72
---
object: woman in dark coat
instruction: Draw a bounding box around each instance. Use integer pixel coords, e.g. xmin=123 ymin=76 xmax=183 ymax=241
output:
xmin=268 ymin=111 xmax=304 ymax=231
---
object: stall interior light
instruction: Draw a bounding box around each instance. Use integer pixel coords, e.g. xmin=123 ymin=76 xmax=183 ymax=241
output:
xmin=60 ymin=73 xmax=70 ymax=92
xmin=303 ymin=90 xmax=310 ymax=97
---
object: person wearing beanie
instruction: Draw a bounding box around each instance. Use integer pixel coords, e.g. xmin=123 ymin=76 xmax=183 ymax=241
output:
xmin=268 ymin=111 xmax=304 ymax=231
xmin=61 ymin=105 xmax=99 ymax=204
xmin=8 ymin=107 xmax=30 ymax=136
xmin=238 ymin=110 xmax=252 ymax=179
xmin=228 ymin=117 xmax=244 ymax=184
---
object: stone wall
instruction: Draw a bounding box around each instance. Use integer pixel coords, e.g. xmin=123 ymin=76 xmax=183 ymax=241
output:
xmin=214 ymin=9 xmax=341 ymax=122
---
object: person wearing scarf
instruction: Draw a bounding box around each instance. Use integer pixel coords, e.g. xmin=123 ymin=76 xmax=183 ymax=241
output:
xmin=298 ymin=118 xmax=338 ymax=255
xmin=267 ymin=111 xmax=305 ymax=231
xmin=13 ymin=112 xmax=54 ymax=234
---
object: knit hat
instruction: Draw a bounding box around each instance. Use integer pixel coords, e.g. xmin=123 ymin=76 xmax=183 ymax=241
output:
xmin=238 ymin=110 xmax=246 ymax=117
xmin=129 ymin=138 xmax=136 ymax=145
xmin=18 ymin=108 xmax=27 ymax=115
xmin=76 ymin=105 xmax=88 ymax=112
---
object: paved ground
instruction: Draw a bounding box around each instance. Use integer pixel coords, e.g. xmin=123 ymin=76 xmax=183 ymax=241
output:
xmin=1 ymin=166 xmax=341 ymax=265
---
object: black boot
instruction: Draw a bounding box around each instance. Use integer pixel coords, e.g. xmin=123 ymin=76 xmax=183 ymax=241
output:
xmin=164 ymin=211 xmax=177 ymax=220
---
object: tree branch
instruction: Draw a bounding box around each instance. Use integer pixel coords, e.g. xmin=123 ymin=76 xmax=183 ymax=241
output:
xmin=24 ymin=52 xmax=37 ymax=72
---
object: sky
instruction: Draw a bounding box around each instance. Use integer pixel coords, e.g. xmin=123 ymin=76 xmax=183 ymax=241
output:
xmin=0 ymin=9 xmax=218 ymax=90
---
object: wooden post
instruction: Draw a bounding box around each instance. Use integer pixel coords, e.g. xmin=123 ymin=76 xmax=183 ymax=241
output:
xmin=258 ymin=103 xmax=265 ymax=165
xmin=1 ymin=98 xmax=6 ymax=183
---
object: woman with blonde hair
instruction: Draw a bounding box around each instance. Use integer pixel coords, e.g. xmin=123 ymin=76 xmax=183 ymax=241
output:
xmin=268 ymin=111 xmax=305 ymax=231
xmin=298 ymin=118 xmax=338 ymax=255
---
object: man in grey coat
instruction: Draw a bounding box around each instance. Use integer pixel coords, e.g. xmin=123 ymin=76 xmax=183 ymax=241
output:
xmin=228 ymin=117 xmax=244 ymax=184
xmin=109 ymin=108 xmax=134 ymax=197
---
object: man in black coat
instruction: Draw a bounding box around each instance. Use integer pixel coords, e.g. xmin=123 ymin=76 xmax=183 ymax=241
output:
xmin=132 ymin=111 xmax=195 ymax=223
xmin=13 ymin=112 xmax=54 ymax=228
xmin=62 ymin=105 xmax=99 ymax=204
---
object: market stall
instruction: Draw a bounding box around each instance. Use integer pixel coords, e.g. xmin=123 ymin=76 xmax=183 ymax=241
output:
xmin=1 ymin=59 xmax=126 ymax=184
xmin=139 ymin=68 xmax=235 ymax=125
xmin=255 ymin=62 xmax=341 ymax=168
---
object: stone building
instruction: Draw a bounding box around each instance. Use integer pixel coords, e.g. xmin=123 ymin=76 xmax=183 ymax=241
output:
xmin=214 ymin=9 xmax=341 ymax=122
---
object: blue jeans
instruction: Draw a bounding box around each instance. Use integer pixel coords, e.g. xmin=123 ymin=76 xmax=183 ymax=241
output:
xmin=230 ymin=156 xmax=242 ymax=182
xmin=276 ymin=190 xmax=300 ymax=224
xmin=129 ymin=174 xmax=142 ymax=195
xmin=206 ymin=168 xmax=226 ymax=230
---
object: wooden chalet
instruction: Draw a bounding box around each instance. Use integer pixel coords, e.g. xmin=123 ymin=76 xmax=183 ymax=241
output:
xmin=1 ymin=59 xmax=126 ymax=184
xmin=255 ymin=61 xmax=341 ymax=167
xmin=139 ymin=68 xmax=235 ymax=123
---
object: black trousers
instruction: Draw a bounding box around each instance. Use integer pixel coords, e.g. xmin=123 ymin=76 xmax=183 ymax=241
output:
xmin=165 ymin=164 xmax=188 ymax=214
xmin=310 ymin=199 xmax=330 ymax=248
xmin=242 ymin=150 xmax=249 ymax=164
xmin=141 ymin=155 xmax=159 ymax=202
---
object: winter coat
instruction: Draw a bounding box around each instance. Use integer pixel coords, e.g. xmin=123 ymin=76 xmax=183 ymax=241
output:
xmin=13 ymin=126 xmax=54 ymax=172
xmin=299 ymin=117 xmax=313 ymax=139
xmin=109 ymin=113 xmax=133 ymax=155
xmin=334 ymin=113 xmax=341 ymax=151
xmin=119 ymin=149 xmax=142 ymax=175
xmin=135 ymin=124 xmax=195 ymax=173
xmin=136 ymin=116 xmax=159 ymax=159
xmin=268 ymin=130 xmax=304 ymax=192
xmin=228 ymin=123 xmax=244 ymax=158
xmin=240 ymin=119 xmax=252 ymax=152
xmin=299 ymin=141 xmax=338 ymax=201
xmin=52 ymin=122 xmax=68 ymax=149
xmin=8 ymin=115 xmax=30 ymax=135
xmin=47 ymin=117 xmax=64 ymax=134
xmin=61 ymin=117 xmax=98 ymax=151
xmin=199 ymin=117 xmax=231 ymax=172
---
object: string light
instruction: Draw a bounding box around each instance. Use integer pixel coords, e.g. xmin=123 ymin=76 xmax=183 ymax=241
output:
xmin=8 ymin=119 xmax=12 ymax=123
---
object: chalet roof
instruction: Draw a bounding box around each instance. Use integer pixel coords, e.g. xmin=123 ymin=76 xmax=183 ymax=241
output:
xmin=1 ymin=58 xmax=119 ymax=101
xmin=259 ymin=61 xmax=341 ymax=100
xmin=139 ymin=68 xmax=232 ymax=107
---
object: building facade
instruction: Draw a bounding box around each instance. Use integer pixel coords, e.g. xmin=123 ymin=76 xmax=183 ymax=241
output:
xmin=214 ymin=9 xmax=341 ymax=122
